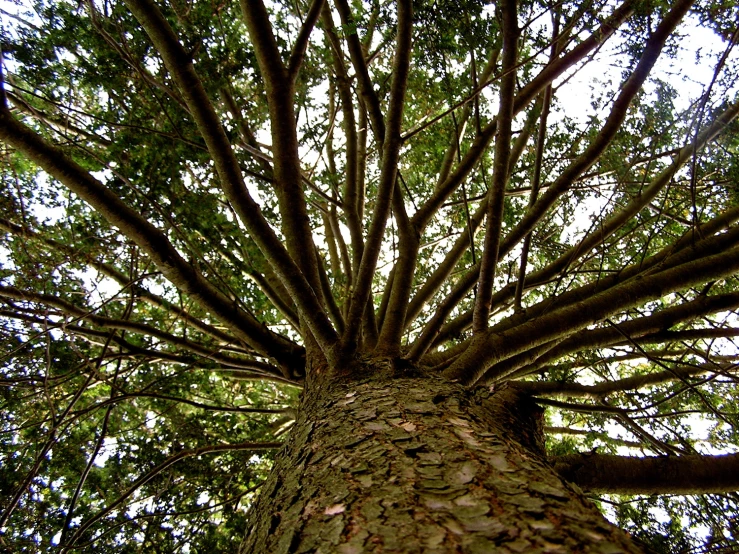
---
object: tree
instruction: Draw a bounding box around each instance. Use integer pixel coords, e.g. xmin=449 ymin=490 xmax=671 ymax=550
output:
xmin=1 ymin=0 xmax=739 ymax=551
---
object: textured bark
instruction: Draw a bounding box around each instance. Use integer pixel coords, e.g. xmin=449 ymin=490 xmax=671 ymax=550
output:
xmin=239 ymin=367 xmax=642 ymax=553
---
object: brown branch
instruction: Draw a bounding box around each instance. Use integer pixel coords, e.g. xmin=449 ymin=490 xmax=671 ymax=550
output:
xmin=61 ymin=392 xmax=115 ymax=547
xmin=553 ymin=452 xmax=739 ymax=495
xmin=0 ymin=106 xmax=308 ymax=368
xmin=0 ymin=216 xmax=244 ymax=347
xmin=342 ymin=0 xmax=413 ymax=356
xmin=0 ymin=309 xmax=286 ymax=378
xmin=443 ymin=242 xmax=739 ymax=384
xmin=316 ymin=247 xmax=346 ymax=334
xmin=125 ymin=1 xmax=338 ymax=358
xmin=0 ymin=348 xmax=102 ymax=529
xmin=507 ymin=98 xmax=739 ymax=304
xmin=333 ymin=0 xmax=385 ymax=141
xmin=321 ymin=4 xmax=363 ymax=274
xmin=0 ymin=285 xmax=272 ymax=371
xmin=392 ymin=59 xmax=535 ymax=354
xmin=497 ymin=0 xmax=695 ymax=269
xmin=219 ymin=86 xmax=274 ymax=176
xmin=287 ymin=0 xmax=325 ymax=82
xmin=7 ymin=91 xmax=113 ymax=146
xmin=625 ymin=327 xmax=739 ymax=346
xmin=493 ymin=291 xmax=739 ymax=382
xmin=412 ymin=0 xmax=637 ymax=227
xmin=428 ymin=136 xmax=739 ymax=353
xmin=376 ymin=180 xmax=417 ymax=355
xmin=515 ymin=7 xmax=560 ymax=310
xmin=325 ymin=204 xmax=353 ymax=289
xmin=545 ymin=426 xmax=643 ymax=449
xmin=473 ymin=0 xmax=519 ymax=333
xmin=238 ymin=0 xmax=286 ymax=82
xmin=406 ymin=94 xmax=542 ymax=344
xmin=65 ymin=440 xmax=282 ymax=547
xmin=90 ymin=392 xmax=293 ymax=415
xmin=239 ymin=0 xmax=330 ymax=329
xmin=534 ymin=396 xmax=630 ymax=415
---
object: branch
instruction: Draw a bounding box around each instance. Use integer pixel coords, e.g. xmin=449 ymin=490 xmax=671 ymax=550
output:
xmin=220 ymin=86 xmax=274 ymax=176
xmin=545 ymin=426 xmax=642 ymax=449
xmin=553 ymin=452 xmax=739 ymax=495
xmin=473 ymin=0 xmax=518 ymax=332
xmin=376 ymin=180 xmax=417 ymax=354
xmin=321 ymin=4 xmax=363 ymax=274
xmin=120 ymin=1 xmax=339 ymax=358
xmin=515 ymin=8 xmax=560 ymax=309
xmin=0 ymin=310 xmax=286 ymax=378
xmin=90 ymin=392 xmax=294 ymax=415
xmin=412 ymin=0 xmax=637 ymax=227
xmin=288 ymin=0 xmax=325 ymax=81
xmin=497 ymin=0 xmax=695 ymax=267
xmin=333 ymin=0 xmax=385 ymax=140
xmin=239 ymin=0 xmax=329 ymax=319
xmin=238 ymin=0 xmax=286 ymax=82
xmin=505 ymin=98 xmax=739 ymax=299
xmin=65 ymin=441 xmax=282 ymax=547
xmin=0 ymin=107 xmax=307 ymax=368
xmin=0 ymin=285 xmax=274 ymax=371
xmin=7 ymin=90 xmax=112 ymax=146
xmin=0 ymin=357 xmax=99 ymax=529
xmin=493 ymin=290 xmax=739 ymax=381
xmin=443 ymin=243 xmax=739 ymax=384
xmin=429 ymin=176 xmax=739 ymax=353
xmin=406 ymin=94 xmax=542 ymax=342
xmin=534 ymin=397 xmax=629 ymax=415
xmin=517 ymin=360 xmax=738 ymax=399
xmin=342 ymin=0 xmax=413 ymax=355
xmin=0 ymin=216 xmax=242 ymax=346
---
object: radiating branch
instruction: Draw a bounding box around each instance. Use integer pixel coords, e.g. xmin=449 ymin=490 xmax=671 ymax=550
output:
xmin=553 ymin=452 xmax=739 ymax=495
xmin=473 ymin=0 xmax=519 ymax=333
xmin=65 ymin=440 xmax=282 ymax=548
xmin=342 ymin=0 xmax=413 ymax=356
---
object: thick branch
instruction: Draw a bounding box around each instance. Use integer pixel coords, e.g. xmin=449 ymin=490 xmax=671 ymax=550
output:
xmin=553 ymin=452 xmax=739 ymax=495
xmin=473 ymin=0 xmax=518 ymax=332
xmin=342 ymin=0 xmax=412 ymax=355
xmin=123 ymin=0 xmax=339 ymax=358
xmin=443 ymin=243 xmax=739 ymax=384
xmin=376 ymin=181 xmax=418 ymax=354
xmin=239 ymin=0 xmax=328 ymax=326
xmin=489 ymin=290 xmax=739 ymax=382
xmin=0 ymin=107 xmax=304 ymax=368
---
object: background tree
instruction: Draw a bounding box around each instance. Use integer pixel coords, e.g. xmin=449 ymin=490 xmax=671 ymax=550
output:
xmin=1 ymin=0 xmax=739 ymax=551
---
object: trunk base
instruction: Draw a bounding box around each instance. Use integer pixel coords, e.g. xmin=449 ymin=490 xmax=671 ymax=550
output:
xmin=240 ymin=371 xmax=642 ymax=553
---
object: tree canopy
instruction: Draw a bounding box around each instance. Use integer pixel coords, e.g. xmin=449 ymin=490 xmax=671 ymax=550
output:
xmin=1 ymin=0 xmax=739 ymax=551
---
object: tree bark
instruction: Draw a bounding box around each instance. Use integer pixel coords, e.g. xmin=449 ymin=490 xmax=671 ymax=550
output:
xmin=239 ymin=367 xmax=642 ymax=553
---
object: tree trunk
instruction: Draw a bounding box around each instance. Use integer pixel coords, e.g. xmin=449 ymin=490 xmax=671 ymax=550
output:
xmin=239 ymin=364 xmax=642 ymax=553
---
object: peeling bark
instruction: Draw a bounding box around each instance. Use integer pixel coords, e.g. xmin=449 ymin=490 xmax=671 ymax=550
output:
xmin=240 ymin=368 xmax=642 ymax=553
